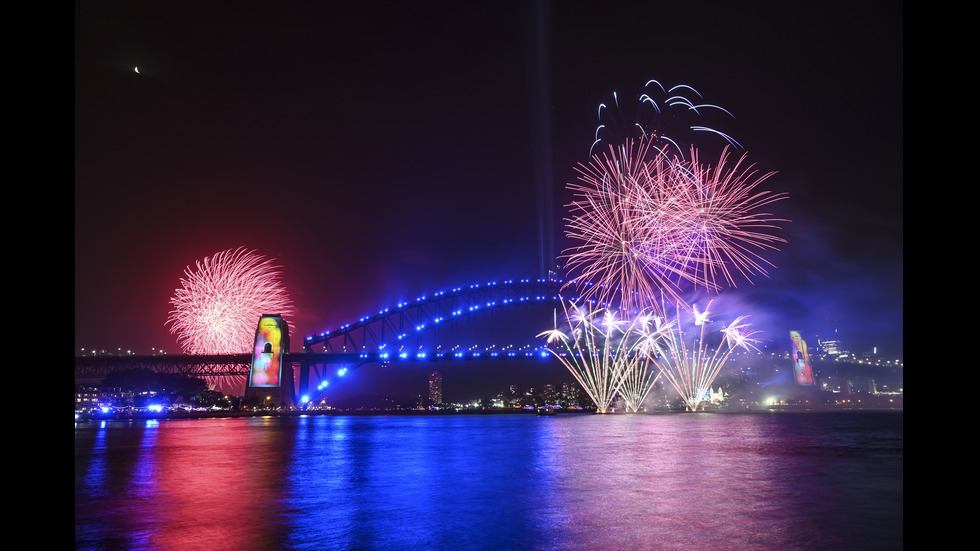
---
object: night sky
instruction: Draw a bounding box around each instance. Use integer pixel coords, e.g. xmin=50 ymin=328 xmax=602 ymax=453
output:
xmin=75 ymin=1 xmax=903 ymax=367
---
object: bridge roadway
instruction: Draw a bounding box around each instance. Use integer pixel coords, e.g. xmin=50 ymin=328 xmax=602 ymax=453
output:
xmin=73 ymin=349 xmax=551 ymax=382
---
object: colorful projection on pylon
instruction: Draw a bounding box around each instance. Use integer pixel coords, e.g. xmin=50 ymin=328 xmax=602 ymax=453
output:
xmin=790 ymin=330 xmax=815 ymax=386
xmin=249 ymin=315 xmax=287 ymax=387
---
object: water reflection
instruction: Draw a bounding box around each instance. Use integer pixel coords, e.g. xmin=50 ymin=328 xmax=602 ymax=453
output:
xmin=76 ymin=412 xmax=902 ymax=551
xmin=76 ymin=417 xmax=298 ymax=550
xmin=283 ymin=415 xmax=562 ymax=550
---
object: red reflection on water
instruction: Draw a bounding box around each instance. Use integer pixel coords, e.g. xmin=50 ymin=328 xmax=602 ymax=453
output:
xmin=146 ymin=418 xmax=291 ymax=550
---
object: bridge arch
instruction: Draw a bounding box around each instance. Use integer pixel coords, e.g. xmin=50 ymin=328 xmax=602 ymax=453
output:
xmin=303 ymin=277 xmax=566 ymax=359
xmin=295 ymin=277 xmax=573 ymax=403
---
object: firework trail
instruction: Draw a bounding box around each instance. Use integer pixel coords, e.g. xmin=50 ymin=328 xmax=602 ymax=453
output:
xmin=591 ymin=79 xmax=741 ymax=160
xmin=651 ymin=300 xmax=760 ymax=412
xmin=560 ymin=140 xmax=788 ymax=315
xmin=167 ymin=248 xmax=294 ymax=389
xmin=539 ymin=299 xmax=656 ymax=413
xmin=616 ymin=311 xmax=668 ymax=412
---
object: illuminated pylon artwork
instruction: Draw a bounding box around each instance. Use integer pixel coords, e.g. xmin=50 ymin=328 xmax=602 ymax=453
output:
xmin=244 ymin=314 xmax=295 ymax=408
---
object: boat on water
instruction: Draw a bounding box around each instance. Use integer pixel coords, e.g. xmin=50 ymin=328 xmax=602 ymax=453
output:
xmin=536 ymin=406 xmax=556 ymax=416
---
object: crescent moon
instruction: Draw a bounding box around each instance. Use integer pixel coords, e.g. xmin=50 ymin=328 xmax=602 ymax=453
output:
xmin=134 ymin=66 xmax=140 ymax=74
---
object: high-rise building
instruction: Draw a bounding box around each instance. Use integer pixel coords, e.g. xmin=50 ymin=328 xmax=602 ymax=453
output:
xmin=428 ymin=371 xmax=443 ymax=404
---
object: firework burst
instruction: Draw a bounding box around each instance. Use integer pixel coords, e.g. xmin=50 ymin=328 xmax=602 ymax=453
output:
xmin=552 ymin=80 xmax=786 ymax=412
xmin=656 ymin=145 xmax=788 ymax=291
xmin=167 ymin=248 xmax=294 ymax=358
xmin=561 ymin=139 xmax=686 ymax=315
xmin=560 ymin=140 xmax=787 ymax=315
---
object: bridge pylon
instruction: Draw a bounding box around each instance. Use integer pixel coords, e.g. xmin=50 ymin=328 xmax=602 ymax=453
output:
xmin=243 ymin=314 xmax=296 ymax=408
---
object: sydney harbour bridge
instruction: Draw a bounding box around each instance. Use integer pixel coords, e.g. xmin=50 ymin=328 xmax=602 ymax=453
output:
xmin=75 ymin=277 xmax=568 ymax=404
xmin=74 ymin=274 xmax=896 ymax=408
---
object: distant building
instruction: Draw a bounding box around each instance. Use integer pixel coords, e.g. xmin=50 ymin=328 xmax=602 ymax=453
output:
xmin=708 ymin=387 xmax=726 ymax=404
xmin=819 ymin=338 xmax=844 ymax=356
xmin=75 ymin=385 xmax=132 ymax=410
xmin=561 ymin=382 xmax=582 ymax=407
xmin=542 ymin=384 xmax=556 ymax=404
xmin=428 ymin=371 xmax=443 ymax=404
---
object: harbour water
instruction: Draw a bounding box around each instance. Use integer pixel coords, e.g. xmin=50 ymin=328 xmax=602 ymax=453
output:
xmin=75 ymin=410 xmax=903 ymax=550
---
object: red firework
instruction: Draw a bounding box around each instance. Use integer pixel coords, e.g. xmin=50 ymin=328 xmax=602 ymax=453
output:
xmin=167 ymin=248 xmax=294 ymax=355
xmin=560 ymin=140 xmax=787 ymax=314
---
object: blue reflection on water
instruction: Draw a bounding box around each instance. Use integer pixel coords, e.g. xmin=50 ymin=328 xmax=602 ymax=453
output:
xmin=284 ymin=415 xmax=566 ymax=550
xmin=75 ymin=420 xmax=161 ymax=549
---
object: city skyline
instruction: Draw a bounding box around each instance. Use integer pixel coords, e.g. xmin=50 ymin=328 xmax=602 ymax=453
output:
xmin=290 ymin=352 xmax=902 ymax=410
xmin=75 ymin=2 xmax=903 ymax=362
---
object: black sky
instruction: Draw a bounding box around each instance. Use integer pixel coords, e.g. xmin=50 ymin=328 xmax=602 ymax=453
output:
xmin=75 ymin=1 xmax=903 ymax=363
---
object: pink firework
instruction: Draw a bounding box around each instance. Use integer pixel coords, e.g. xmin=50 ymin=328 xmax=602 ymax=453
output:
xmin=662 ymin=146 xmax=789 ymax=292
xmin=562 ymin=139 xmax=685 ymax=314
xmin=167 ymin=248 xmax=294 ymax=355
xmin=560 ymin=140 xmax=787 ymax=314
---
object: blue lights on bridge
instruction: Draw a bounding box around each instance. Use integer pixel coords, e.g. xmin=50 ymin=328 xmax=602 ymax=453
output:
xmin=291 ymin=277 xmax=592 ymax=405
xmin=302 ymin=277 xmax=567 ymax=357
